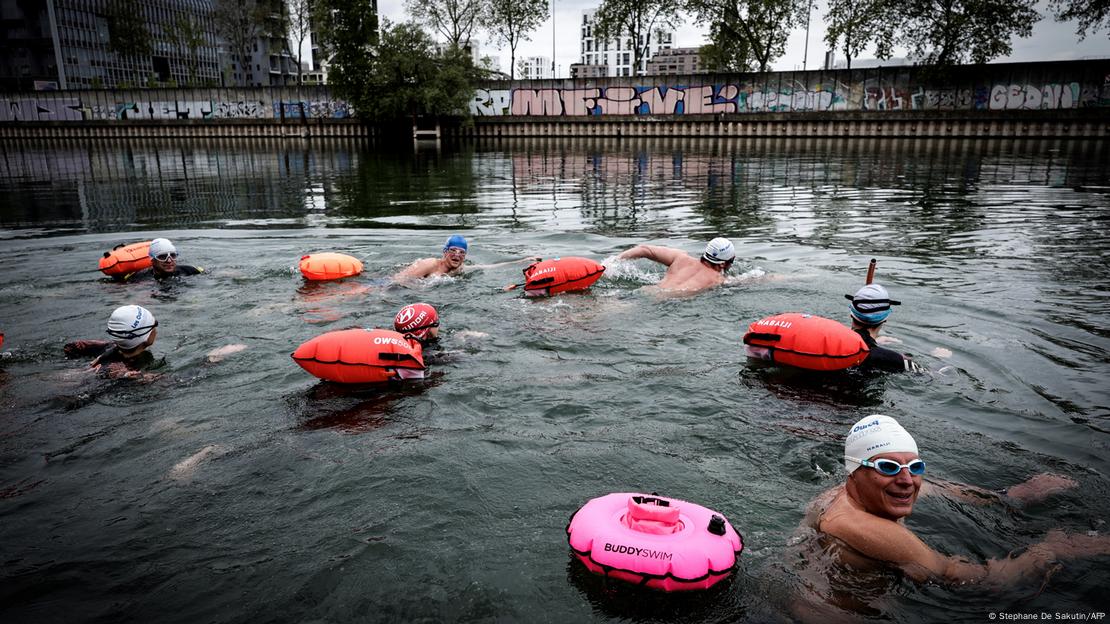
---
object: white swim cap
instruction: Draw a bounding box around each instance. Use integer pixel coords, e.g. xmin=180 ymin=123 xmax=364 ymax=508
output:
xmin=106 ymin=305 xmax=157 ymax=350
xmin=149 ymin=238 xmax=177 ymax=259
xmin=702 ymin=237 xmax=735 ymax=265
xmin=844 ymin=415 xmax=918 ymax=474
xmin=845 ymin=283 xmax=901 ymax=326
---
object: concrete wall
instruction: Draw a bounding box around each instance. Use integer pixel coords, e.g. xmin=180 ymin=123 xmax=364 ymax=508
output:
xmin=1 ymin=60 xmax=1107 ymax=139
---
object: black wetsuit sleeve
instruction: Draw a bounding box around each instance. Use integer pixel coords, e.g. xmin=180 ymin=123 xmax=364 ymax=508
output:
xmin=176 ymin=265 xmax=203 ymax=275
xmin=863 ymin=344 xmax=915 ymax=373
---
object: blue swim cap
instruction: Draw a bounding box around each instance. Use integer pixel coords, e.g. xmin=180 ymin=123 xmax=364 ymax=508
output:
xmin=443 ymin=235 xmax=468 ymax=252
xmin=845 ymin=284 xmax=901 ymax=326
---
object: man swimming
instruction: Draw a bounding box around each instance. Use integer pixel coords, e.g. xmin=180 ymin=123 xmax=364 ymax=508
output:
xmin=844 ymin=283 xmax=924 ymax=372
xmin=119 ymin=238 xmax=204 ymax=282
xmin=393 ymin=235 xmax=543 ymax=282
xmin=64 ymin=305 xmax=160 ymax=376
xmin=805 ymin=415 xmax=1110 ymax=586
xmin=616 ymin=237 xmax=735 ymax=293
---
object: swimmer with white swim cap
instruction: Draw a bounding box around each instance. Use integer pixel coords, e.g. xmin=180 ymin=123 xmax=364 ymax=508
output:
xmin=119 ymin=238 xmax=205 ymax=282
xmin=799 ymin=414 xmax=1110 ymax=586
xmin=616 ymin=237 xmax=735 ymax=293
xmin=393 ymin=235 xmax=540 ymax=282
xmin=845 ymin=283 xmax=921 ymax=372
xmin=64 ymin=305 xmax=160 ymax=370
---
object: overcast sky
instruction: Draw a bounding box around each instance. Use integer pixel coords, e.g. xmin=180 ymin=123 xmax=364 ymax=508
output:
xmin=377 ymin=0 xmax=1109 ymax=75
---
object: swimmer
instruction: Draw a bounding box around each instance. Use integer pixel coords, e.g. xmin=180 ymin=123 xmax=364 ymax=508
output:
xmin=393 ymin=235 xmax=539 ymax=282
xmin=845 ymin=284 xmax=922 ymax=373
xmin=64 ymin=305 xmax=160 ymax=377
xmin=803 ymin=415 xmax=1110 ymax=586
xmin=392 ymin=302 xmax=441 ymax=380
xmin=615 ymin=237 xmax=735 ymax=293
xmin=120 ymin=238 xmax=204 ymax=282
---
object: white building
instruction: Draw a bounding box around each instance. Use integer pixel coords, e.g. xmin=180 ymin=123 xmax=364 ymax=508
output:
xmin=578 ymin=9 xmax=674 ymax=77
xmin=517 ymin=56 xmax=551 ymax=80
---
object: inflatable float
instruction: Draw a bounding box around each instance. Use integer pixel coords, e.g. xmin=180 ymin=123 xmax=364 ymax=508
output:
xmin=98 ymin=241 xmax=152 ymax=277
xmin=566 ymin=492 xmax=743 ymax=591
xmin=291 ymin=328 xmax=424 ymax=383
xmin=299 ymin=253 xmax=363 ymax=281
xmin=521 ymin=257 xmax=605 ymax=296
xmin=742 ymin=313 xmax=868 ymax=371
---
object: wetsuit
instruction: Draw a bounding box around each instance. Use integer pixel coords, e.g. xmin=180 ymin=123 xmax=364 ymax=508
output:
xmin=119 ymin=265 xmax=204 ymax=282
xmin=63 ymin=340 xmax=157 ymax=370
xmin=854 ymin=329 xmax=921 ymax=373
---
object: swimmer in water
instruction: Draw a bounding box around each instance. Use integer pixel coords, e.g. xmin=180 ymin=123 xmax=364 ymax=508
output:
xmin=845 ymin=284 xmax=923 ymax=373
xmin=392 ymin=302 xmax=440 ymax=379
xmin=616 ymin=237 xmax=735 ymax=293
xmin=393 ymin=235 xmax=539 ymax=282
xmin=64 ymin=305 xmax=160 ymax=377
xmin=803 ymin=415 xmax=1110 ymax=588
xmin=118 ymin=238 xmax=204 ymax=282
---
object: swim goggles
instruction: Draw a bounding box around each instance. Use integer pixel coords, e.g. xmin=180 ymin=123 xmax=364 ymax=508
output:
xmin=107 ymin=320 xmax=158 ymax=340
xmin=443 ymin=247 xmax=466 ymax=256
xmin=846 ymin=456 xmax=926 ymax=476
xmin=154 ymin=252 xmax=178 ymax=262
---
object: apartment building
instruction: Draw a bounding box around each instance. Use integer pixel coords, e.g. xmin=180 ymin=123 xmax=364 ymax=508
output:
xmin=578 ymin=9 xmax=674 ymax=78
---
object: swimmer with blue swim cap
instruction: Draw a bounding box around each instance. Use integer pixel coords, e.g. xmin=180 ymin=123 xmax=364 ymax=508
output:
xmin=394 ymin=234 xmax=539 ymax=282
xmin=845 ymin=282 xmax=920 ymax=372
xmin=799 ymin=414 xmax=1110 ymax=589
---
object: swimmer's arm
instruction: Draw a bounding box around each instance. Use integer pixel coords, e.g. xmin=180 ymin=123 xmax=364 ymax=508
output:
xmin=617 ymin=245 xmax=683 ymax=266
xmin=470 ymin=256 xmax=543 ymax=270
xmin=922 ymin=474 xmax=1077 ymax=507
xmin=393 ymin=258 xmax=438 ymax=281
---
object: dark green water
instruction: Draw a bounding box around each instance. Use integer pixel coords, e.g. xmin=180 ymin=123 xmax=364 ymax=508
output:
xmin=1 ymin=138 xmax=1108 ymax=622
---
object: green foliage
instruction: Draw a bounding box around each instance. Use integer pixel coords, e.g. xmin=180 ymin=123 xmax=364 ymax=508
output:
xmin=324 ymin=15 xmax=482 ymax=122
xmin=895 ymin=0 xmax=1039 ymax=65
xmin=405 ymin=0 xmax=482 ymax=49
xmin=689 ymin=0 xmax=809 ymax=72
xmin=164 ymin=14 xmax=208 ymax=83
xmin=824 ymin=0 xmax=898 ymax=69
xmin=314 ymin=0 xmax=379 ymax=101
xmin=592 ymin=0 xmax=682 ymax=74
xmin=484 ymin=0 xmax=549 ymax=79
xmin=1050 ymin=0 xmax=1110 ymax=40
xmin=105 ymin=0 xmax=152 ymax=59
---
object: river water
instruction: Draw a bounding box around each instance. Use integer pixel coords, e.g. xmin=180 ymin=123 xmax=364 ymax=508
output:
xmin=1 ymin=138 xmax=1108 ymax=622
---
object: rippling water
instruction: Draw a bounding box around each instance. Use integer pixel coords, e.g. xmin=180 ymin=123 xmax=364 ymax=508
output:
xmin=1 ymin=138 xmax=1108 ymax=622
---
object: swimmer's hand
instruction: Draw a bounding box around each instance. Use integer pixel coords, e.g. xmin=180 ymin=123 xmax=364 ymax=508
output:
xmin=931 ymin=347 xmax=953 ymax=358
xmin=206 ymin=343 xmax=248 ymax=363
xmin=876 ymin=336 xmax=902 ymax=345
xmin=503 ymin=283 xmax=521 ymax=291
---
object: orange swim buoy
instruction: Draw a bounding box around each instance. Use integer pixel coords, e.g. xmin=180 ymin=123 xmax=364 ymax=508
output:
xmin=522 ymin=257 xmax=606 ymax=296
xmin=742 ymin=313 xmax=869 ymax=371
xmin=299 ymin=253 xmax=363 ymax=281
xmin=291 ymin=328 xmax=424 ymax=383
xmin=98 ymin=241 xmax=152 ymax=277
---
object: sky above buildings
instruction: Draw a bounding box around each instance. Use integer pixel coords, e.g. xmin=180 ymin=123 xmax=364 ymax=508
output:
xmin=377 ymin=0 xmax=1109 ymax=76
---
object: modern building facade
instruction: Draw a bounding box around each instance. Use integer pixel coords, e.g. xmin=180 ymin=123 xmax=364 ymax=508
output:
xmin=569 ymin=63 xmax=607 ymax=79
xmin=517 ymin=56 xmax=550 ymax=80
xmin=0 ymin=0 xmax=222 ymax=90
xmin=0 ymin=0 xmax=315 ymax=91
xmin=645 ymin=46 xmax=705 ymax=75
xmin=578 ymin=9 xmax=674 ymax=78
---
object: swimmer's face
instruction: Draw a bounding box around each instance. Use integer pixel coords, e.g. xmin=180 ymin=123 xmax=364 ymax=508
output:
xmin=443 ymin=247 xmax=466 ymax=270
xmin=426 ymin=325 xmax=439 ymax=340
xmin=152 ymin=252 xmax=177 ymax=275
xmin=848 ymin=451 xmax=922 ymax=521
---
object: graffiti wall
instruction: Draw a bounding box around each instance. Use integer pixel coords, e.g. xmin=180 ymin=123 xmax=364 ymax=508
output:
xmin=1 ymin=61 xmax=1107 ymax=122
xmin=0 ymin=86 xmax=351 ymax=122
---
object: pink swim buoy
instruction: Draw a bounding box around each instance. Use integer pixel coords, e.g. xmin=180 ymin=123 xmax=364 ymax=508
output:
xmin=566 ymin=492 xmax=744 ymax=591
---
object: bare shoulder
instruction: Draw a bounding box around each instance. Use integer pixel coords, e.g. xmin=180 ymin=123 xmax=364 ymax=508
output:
xmin=395 ymin=257 xmax=439 ymax=280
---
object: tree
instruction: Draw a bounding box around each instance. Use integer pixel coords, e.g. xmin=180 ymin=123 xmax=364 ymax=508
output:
xmin=893 ymin=0 xmax=1039 ymax=65
xmin=484 ymin=0 xmax=549 ymax=80
xmin=824 ymin=0 xmax=898 ymax=70
xmin=313 ymin=0 xmax=378 ymax=99
xmin=1050 ymin=0 xmax=1110 ymax=40
xmin=165 ymin=14 xmax=208 ymax=85
xmin=212 ymin=0 xmax=270 ymax=86
xmin=689 ymin=0 xmax=810 ymax=72
xmin=105 ymin=0 xmax=152 ymax=59
xmin=287 ymin=0 xmax=314 ymax=84
xmin=359 ymin=20 xmax=481 ymax=121
xmin=405 ymin=0 xmax=483 ymax=50
xmin=592 ymin=0 xmax=682 ymax=75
